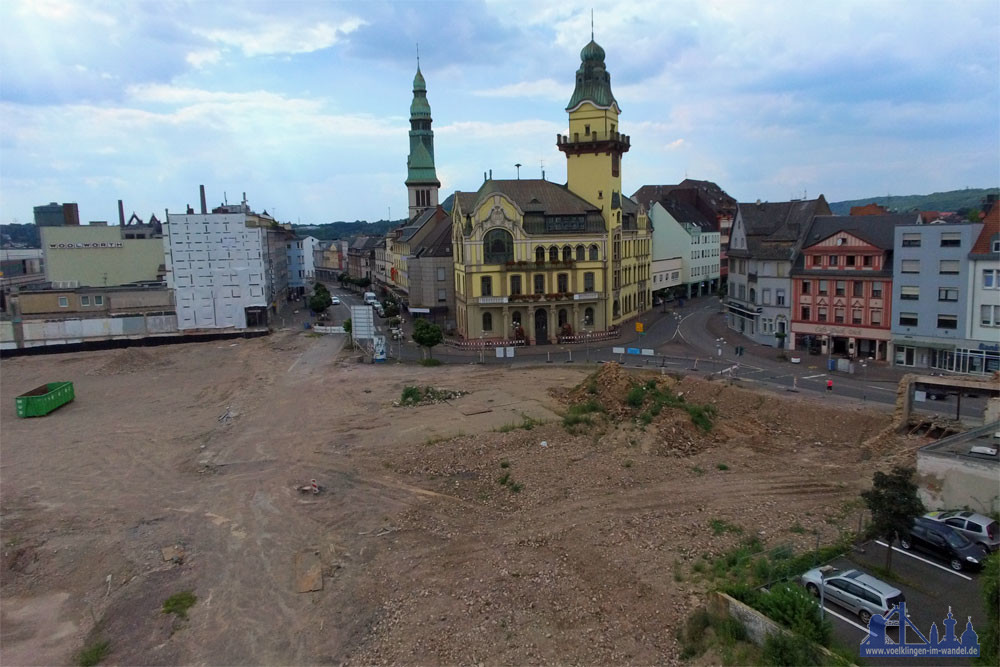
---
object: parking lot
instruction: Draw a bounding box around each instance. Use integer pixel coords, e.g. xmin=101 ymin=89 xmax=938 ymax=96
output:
xmin=815 ymin=541 xmax=986 ymax=665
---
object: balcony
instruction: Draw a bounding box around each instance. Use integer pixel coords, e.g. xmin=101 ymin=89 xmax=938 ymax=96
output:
xmin=499 ymin=260 xmax=576 ymax=271
xmin=573 ymin=292 xmax=601 ymax=301
xmin=477 ymin=295 xmax=509 ymax=304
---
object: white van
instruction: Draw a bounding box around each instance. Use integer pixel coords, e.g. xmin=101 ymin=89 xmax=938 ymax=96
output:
xmin=363 ymin=292 xmax=377 ymax=305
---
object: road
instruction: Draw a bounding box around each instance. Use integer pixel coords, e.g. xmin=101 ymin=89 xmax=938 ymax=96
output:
xmin=319 ymin=286 xmax=987 ymax=419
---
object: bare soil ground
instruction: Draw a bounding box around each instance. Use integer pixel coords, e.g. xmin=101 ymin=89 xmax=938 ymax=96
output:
xmin=1 ymin=332 xmax=923 ymax=665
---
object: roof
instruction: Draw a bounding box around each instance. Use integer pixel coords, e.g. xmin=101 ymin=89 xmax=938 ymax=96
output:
xmin=632 ymin=180 xmax=736 ymax=217
xmin=414 ymin=217 xmax=453 ymax=258
xmin=802 ymin=213 xmax=921 ymax=251
xmin=473 ymin=179 xmax=599 ymax=216
xmin=658 ymin=198 xmax=715 ymax=232
xmin=970 ymin=204 xmax=999 ymax=256
xmin=398 ymin=207 xmax=438 ymax=243
xmin=731 ymin=197 xmax=832 ymax=260
xmin=566 ymin=40 xmax=619 ymax=112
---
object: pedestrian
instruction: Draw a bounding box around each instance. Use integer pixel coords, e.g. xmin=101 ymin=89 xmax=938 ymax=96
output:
xmin=826 ymin=379 xmax=833 ymax=393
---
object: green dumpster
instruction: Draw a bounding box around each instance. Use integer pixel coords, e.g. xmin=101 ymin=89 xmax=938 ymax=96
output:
xmin=15 ymin=382 xmax=75 ymax=418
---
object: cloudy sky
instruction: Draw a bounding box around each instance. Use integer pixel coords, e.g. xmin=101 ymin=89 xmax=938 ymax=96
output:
xmin=1 ymin=0 xmax=997 ymax=226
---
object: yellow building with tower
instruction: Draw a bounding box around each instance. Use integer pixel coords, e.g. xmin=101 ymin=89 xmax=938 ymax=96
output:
xmin=452 ymin=38 xmax=651 ymax=343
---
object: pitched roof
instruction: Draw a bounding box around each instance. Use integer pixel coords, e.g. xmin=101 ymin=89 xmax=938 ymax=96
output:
xmin=658 ymin=198 xmax=715 ymax=232
xmin=731 ymin=197 xmax=831 ymax=259
xmin=398 ymin=206 xmax=438 ymax=243
xmin=473 ymin=179 xmax=599 ymax=216
xmin=632 ymin=180 xmax=736 ymax=217
xmin=970 ymin=204 xmax=999 ymax=256
xmin=414 ymin=217 xmax=453 ymax=258
xmin=803 ymin=214 xmax=921 ymax=251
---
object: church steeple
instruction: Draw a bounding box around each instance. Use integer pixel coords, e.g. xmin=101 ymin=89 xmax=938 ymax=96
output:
xmin=406 ymin=58 xmax=440 ymax=220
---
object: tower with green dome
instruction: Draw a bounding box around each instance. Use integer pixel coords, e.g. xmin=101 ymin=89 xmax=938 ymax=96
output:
xmin=405 ymin=64 xmax=440 ymax=220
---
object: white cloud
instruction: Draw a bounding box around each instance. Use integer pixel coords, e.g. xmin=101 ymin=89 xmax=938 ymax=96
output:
xmin=195 ymin=17 xmax=366 ymax=57
xmin=186 ymin=49 xmax=222 ymax=68
xmin=473 ymin=79 xmax=570 ymax=102
xmin=436 ymin=119 xmax=562 ymax=140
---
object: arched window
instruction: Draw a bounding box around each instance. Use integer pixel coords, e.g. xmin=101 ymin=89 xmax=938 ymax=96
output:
xmin=589 ymin=244 xmax=599 ymax=261
xmin=576 ymin=245 xmax=585 ymax=261
xmin=584 ymin=307 xmax=594 ymax=326
xmin=482 ymin=312 xmax=493 ymax=331
xmin=562 ymin=246 xmax=572 ymax=262
xmin=613 ymin=300 xmax=621 ymax=318
xmin=511 ymin=311 xmax=522 ymax=327
xmin=557 ymin=273 xmax=569 ymax=292
xmin=483 ymin=228 xmax=514 ymax=264
xmin=535 ymin=246 xmax=545 ymax=263
xmin=549 ymin=246 xmax=559 ymax=263
xmin=558 ymin=308 xmax=568 ymax=326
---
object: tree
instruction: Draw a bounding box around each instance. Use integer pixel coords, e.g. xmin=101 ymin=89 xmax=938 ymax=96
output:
xmin=861 ymin=466 xmax=925 ymax=573
xmin=411 ymin=318 xmax=443 ymax=359
xmin=343 ymin=318 xmax=351 ymax=334
xmin=977 ymin=551 xmax=998 ymax=666
xmin=308 ymin=291 xmax=332 ymax=314
xmin=314 ymin=281 xmax=329 ymax=294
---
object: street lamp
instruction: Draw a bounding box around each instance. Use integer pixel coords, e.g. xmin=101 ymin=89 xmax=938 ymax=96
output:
xmin=860 ymin=359 xmax=868 ymax=401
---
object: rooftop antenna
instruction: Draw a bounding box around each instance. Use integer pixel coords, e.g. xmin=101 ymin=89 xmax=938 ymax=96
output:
xmin=416 ymin=43 xmax=420 ymax=68
xmin=515 ymin=163 xmax=521 ymax=179
xmin=224 ymin=191 xmax=228 ymax=205
xmin=591 ymin=9 xmax=594 ymax=40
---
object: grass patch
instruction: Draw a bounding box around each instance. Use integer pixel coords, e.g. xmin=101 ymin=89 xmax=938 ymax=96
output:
xmin=497 ymin=472 xmax=511 ymax=486
xmin=509 ymin=482 xmax=524 ymax=493
xmin=711 ymin=519 xmax=744 ymax=536
xmin=692 ymin=466 xmax=705 ymax=476
xmin=562 ymin=413 xmax=593 ymax=429
xmin=586 ymin=381 xmax=598 ymax=394
xmin=716 ymin=463 xmax=730 ymax=471
xmin=162 ymin=591 xmax=197 ymax=619
xmin=677 ymin=607 xmax=757 ymax=664
xmin=495 ymin=423 xmax=516 ymax=433
xmin=419 ymin=358 xmax=442 ymax=366
xmin=400 ymin=385 xmax=421 ymax=405
xmin=622 ymin=459 xmax=634 ymax=468
xmin=626 ymin=385 xmax=646 ymax=407
xmin=500 ymin=460 xmax=510 ymax=469
xmin=638 ymin=412 xmax=653 ymax=426
xmin=621 ymin=379 xmax=718 ymax=432
xmin=567 ymin=399 xmax=604 ymax=416
xmin=400 ymin=385 xmax=467 ymax=406
xmin=789 ymin=522 xmax=806 ymax=534
xmin=77 ymin=640 xmax=110 ymax=667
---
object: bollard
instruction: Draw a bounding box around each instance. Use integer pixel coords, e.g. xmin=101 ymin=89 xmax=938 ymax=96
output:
xmin=692 ymin=358 xmax=699 ymax=370
xmin=567 ymin=349 xmax=573 ymax=363
xmin=547 ymin=351 xmax=552 ymax=363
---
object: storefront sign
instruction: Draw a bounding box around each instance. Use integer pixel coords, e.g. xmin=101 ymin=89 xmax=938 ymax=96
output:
xmin=979 ymin=342 xmax=999 ymax=352
xmin=48 ymin=242 xmax=123 ymax=249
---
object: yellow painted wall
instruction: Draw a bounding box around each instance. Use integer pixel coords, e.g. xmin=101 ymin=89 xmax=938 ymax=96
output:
xmin=42 ymin=226 xmax=164 ymax=286
xmin=565 ymin=102 xmax=622 ymax=228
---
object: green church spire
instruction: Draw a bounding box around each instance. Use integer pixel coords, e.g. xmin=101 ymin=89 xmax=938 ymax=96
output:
xmin=566 ymin=39 xmax=619 ymax=112
xmin=406 ymin=59 xmax=439 ymax=218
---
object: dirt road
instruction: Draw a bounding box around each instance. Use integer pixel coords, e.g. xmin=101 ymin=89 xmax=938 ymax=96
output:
xmin=1 ymin=331 xmax=911 ymax=664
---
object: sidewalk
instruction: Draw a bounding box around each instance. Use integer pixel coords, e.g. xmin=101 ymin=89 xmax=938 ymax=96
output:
xmin=703 ymin=307 xmax=910 ymax=384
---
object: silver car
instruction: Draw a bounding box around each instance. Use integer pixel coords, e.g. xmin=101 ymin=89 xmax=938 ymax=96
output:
xmin=923 ymin=511 xmax=999 ymax=552
xmin=801 ymin=567 xmax=905 ymax=625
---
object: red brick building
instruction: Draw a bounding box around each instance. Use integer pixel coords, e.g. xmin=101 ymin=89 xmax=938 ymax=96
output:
xmin=790 ymin=214 xmax=918 ymax=360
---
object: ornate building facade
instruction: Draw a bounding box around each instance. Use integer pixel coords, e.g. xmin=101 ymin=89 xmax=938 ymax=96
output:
xmin=451 ymin=39 xmax=651 ymax=343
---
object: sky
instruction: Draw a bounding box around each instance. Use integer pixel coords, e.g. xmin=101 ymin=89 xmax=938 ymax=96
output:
xmin=1 ymin=0 xmax=998 ymax=226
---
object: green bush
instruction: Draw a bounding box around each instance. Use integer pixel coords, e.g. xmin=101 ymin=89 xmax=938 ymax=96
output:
xmin=978 ymin=551 xmax=999 ymax=666
xmin=162 ymin=591 xmax=197 ymax=619
xmin=77 ymin=640 xmax=110 ymax=667
xmin=688 ymin=404 xmax=718 ymax=431
xmin=626 ymin=385 xmax=646 ymax=407
xmin=400 ymin=386 xmax=422 ymax=405
xmin=738 ymin=584 xmax=831 ymax=646
xmin=567 ymin=400 xmax=604 ymax=416
xmin=762 ymin=632 xmax=823 ymax=666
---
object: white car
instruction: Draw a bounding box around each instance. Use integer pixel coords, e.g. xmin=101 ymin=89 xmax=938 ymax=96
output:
xmin=331 ymin=296 xmax=341 ymax=305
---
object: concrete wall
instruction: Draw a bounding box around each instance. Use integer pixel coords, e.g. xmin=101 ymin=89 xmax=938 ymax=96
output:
xmin=917 ymin=452 xmax=1000 ymax=514
xmin=42 ymin=226 xmax=164 ymax=286
xmin=17 ymin=314 xmax=179 ymax=348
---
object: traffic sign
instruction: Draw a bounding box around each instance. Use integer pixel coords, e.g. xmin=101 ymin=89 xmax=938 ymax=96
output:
xmin=635 ymin=322 xmax=644 ymax=333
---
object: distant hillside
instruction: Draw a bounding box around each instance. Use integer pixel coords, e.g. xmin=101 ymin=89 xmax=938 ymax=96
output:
xmin=829 ymin=187 xmax=998 ymax=216
xmin=0 ymin=223 xmax=40 ymax=247
xmin=292 ymin=219 xmax=402 ymax=241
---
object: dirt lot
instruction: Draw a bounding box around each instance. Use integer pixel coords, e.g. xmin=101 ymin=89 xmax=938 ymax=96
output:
xmin=1 ymin=332 xmax=923 ymax=665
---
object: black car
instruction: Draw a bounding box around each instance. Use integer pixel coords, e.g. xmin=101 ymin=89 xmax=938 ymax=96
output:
xmin=900 ymin=517 xmax=988 ymax=571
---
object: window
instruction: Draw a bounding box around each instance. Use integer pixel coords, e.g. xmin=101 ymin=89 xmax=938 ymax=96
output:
xmin=901 ymin=233 xmax=921 ymax=247
xmin=899 ymin=312 xmax=918 ymax=327
xmin=940 ymin=232 xmax=961 ymax=247
xmin=510 ymin=275 xmax=522 ymax=295
xmin=828 ymin=255 xmax=838 ymax=266
xmin=562 ymin=246 xmax=572 ymax=262
xmin=852 ymin=309 xmax=863 ymax=324
xmin=900 ymin=286 xmax=920 ymax=300
xmin=549 ymin=246 xmax=559 ymax=262
xmin=584 ymin=124 xmax=590 ymax=135
xmin=834 ymin=308 xmax=845 ymax=323
xmin=535 ymin=246 xmax=545 ymax=263
xmin=557 ymin=273 xmax=569 ymax=292
xmin=901 ymin=260 xmax=920 ymax=273
xmin=982 ymin=305 xmax=1000 ymax=326
xmin=801 ymin=305 xmax=811 ymax=320
xmin=437 ymin=267 xmax=446 ymax=281
xmin=811 ymin=255 xmax=822 ymax=267
xmin=776 ymin=289 xmax=785 ymax=306
xmin=558 ymin=309 xmax=568 ymax=327
xmin=863 ymin=255 xmax=873 ymax=267
xmin=533 ymin=274 xmax=545 ymax=294
xmin=576 ymin=245 xmax=585 ymax=261
xmin=846 ymin=255 xmax=856 ymax=266
xmin=94 ymin=295 xmax=104 ymax=306
xmin=437 ymin=288 xmax=446 ymax=303
xmin=583 ymin=272 xmax=595 ymax=291
xmin=589 ymin=245 xmax=599 ymax=261
xmin=993 ymin=239 xmax=1000 ymax=253
xmin=801 ymin=281 xmax=811 ymax=295
xmin=80 ymin=295 xmax=90 ymax=306
xmin=762 ymin=288 xmax=771 ymax=305
xmin=483 ymin=229 xmax=514 ymax=264
xmin=482 ymin=312 xmax=493 ymax=331
xmin=58 ymin=296 xmax=68 ymax=308
xmin=835 ymin=281 xmax=846 ymax=296
xmin=852 ymin=281 xmax=864 ymax=297
xmin=480 ymin=276 xmax=492 ymax=296
xmin=938 ymin=288 xmax=958 ymax=302
xmin=937 ymin=314 xmax=958 ymax=330
xmin=871 ymin=282 xmax=883 ymax=298
xmin=584 ymin=307 xmax=594 ymax=326
xmin=818 ymin=280 xmax=828 ymax=295
xmin=984 ymin=269 xmax=999 ymax=288
xmin=939 ymin=260 xmax=960 ymax=275
xmin=818 ymin=307 xmax=827 ymax=322
xmin=870 ymin=309 xmax=881 ymax=325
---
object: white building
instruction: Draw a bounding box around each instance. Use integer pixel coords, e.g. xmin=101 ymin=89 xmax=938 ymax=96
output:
xmin=647 ymin=199 xmax=720 ymax=298
xmin=163 ymin=211 xmax=270 ymax=330
xmin=966 ymin=207 xmax=1000 ymax=372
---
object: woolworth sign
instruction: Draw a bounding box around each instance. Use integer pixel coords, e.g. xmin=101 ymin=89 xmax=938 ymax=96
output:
xmin=48 ymin=242 xmax=124 ymax=249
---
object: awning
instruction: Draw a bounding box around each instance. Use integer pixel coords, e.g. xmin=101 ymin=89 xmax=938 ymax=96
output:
xmin=727 ymin=302 xmax=761 ymax=317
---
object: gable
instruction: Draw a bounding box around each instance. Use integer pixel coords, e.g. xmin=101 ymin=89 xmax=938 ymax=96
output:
xmin=803 ymin=230 xmax=879 ymax=252
xmin=729 ymin=211 xmax=747 ymax=250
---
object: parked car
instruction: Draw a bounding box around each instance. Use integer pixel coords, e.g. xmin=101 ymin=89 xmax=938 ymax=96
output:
xmin=900 ymin=517 xmax=988 ymax=571
xmin=331 ymin=296 xmax=341 ymax=305
xmin=923 ymin=510 xmax=999 ymax=552
xmin=801 ymin=567 xmax=906 ymax=625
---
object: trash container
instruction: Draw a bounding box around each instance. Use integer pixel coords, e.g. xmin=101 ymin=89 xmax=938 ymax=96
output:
xmin=827 ymin=359 xmax=835 ymax=371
